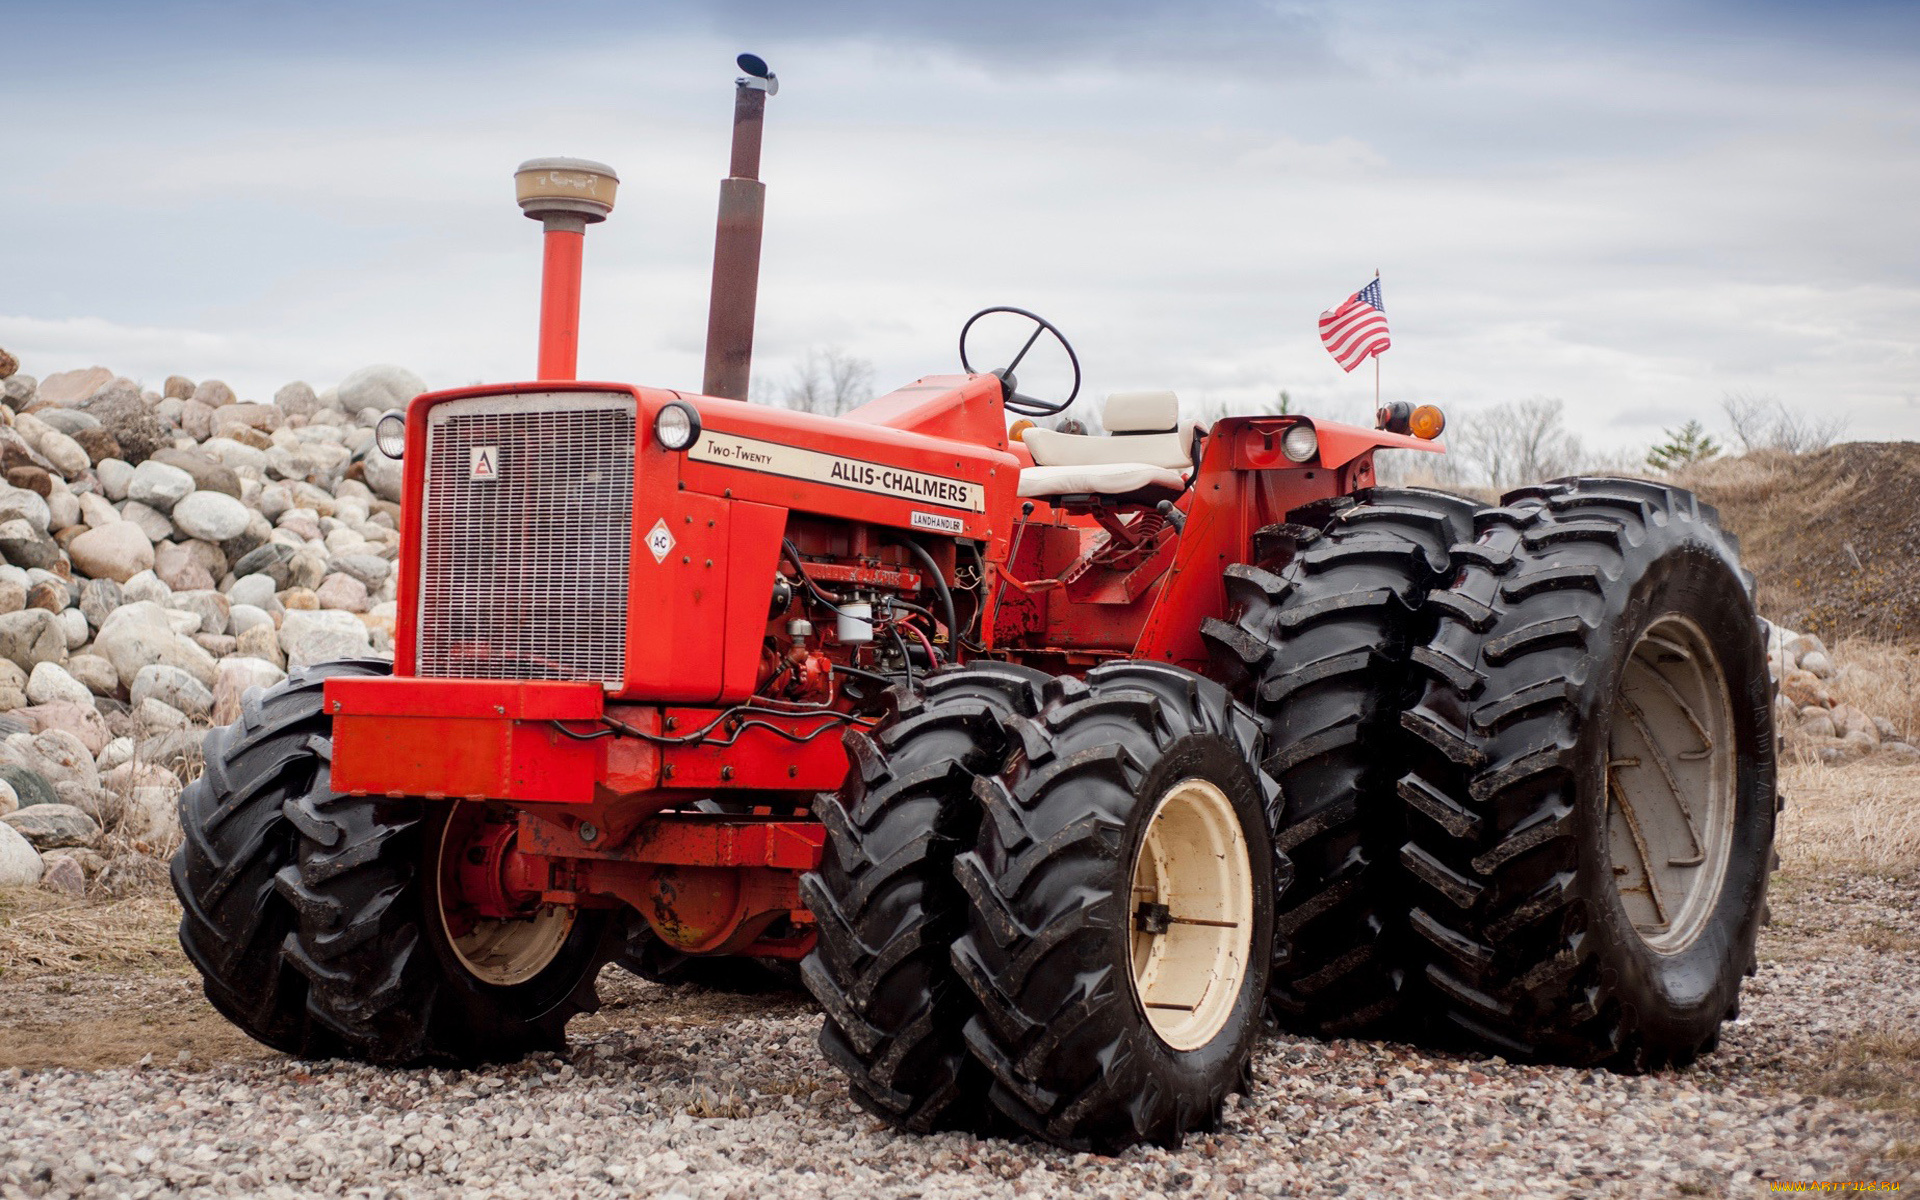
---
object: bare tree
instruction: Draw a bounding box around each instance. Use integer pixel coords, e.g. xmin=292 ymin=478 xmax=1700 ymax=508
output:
xmin=776 ymin=347 xmax=874 ymax=416
xmin=1719 ymin=391 xmax=1847 ymax=455
xmin=1449 ymin=398 xmax=1585 ymax=490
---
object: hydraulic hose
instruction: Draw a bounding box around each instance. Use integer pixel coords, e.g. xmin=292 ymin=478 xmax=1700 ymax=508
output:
xmin=889 ymin=535 xmax=957 ymax=657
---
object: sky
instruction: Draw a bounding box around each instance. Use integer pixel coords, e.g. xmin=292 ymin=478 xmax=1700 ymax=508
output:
xmin=2 ymin=0 xmax=1917 ymax=455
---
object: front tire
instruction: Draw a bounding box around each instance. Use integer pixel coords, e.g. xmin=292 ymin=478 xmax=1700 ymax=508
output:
xmin=950 ymin=663 xmax=1278 ymax=1151
xmin=1396 ymin=478 xmax=1776 ymax=1068
xmin=800 ymin=663 xmax=1050 ymax=1133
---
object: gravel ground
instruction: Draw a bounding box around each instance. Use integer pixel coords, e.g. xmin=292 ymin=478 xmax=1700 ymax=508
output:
xmin=1 ymin=871 xmax=1914 ymax=1199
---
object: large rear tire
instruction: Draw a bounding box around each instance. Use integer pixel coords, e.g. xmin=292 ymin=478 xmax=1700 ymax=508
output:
xmin=800 ymin=663 xmax=1050 ymax=1133
xmin=950 ymin=663 xmax=1278 ymax=1151
xmin=1396 ymin=478 xmax=1776 ymax=1068
xmin=1202 ymin=488 xmax=1479 ymax=1035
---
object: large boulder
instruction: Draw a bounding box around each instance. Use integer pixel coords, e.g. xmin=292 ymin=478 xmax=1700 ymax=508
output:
xmin=0 ymin=821 xmax=41 ymax=886
xmin=190 ymin=379 xmax=236 ymax=407
xmin=150 ymin=447 xmax=242 ymax=498
xmin=163 ymin=375 xmax=195 ymax=400
xmin=14 ymin=705 xmax=112 ymax=757
xmin=0 ymin=609 xmax=67 ymax=673
xmin=329 ymin=552 xmax=391 ymax=589
xmin=279 ymin=608 xmax=374 ymax=670
xmin=210 ymin=656 xmax=287 ymax=724
xmin=37 ymin=430 xmax=90 ymax=478
xmin=0 ymin=764 xmax=58 ymax=809
xmin=3 ymin=803 xmax=98 ymax=849
xmin=34 ymin=367 xmax=113 ymax=407
xmin=126 ymin=459 xmax=195 ymax=510
xmin=170 ymin=490 xmax=250 ymax=542
xmin=79 ymin=387 xmax=170 ymax=464
xmin=93 ymin=601 xmax=220 ymax=689
xmin=0 ymin=484 xmax=51 ymax=534
xmin=274 ymin=381 xmax=321 ymax=417
xmin=335 ymin=365 xmax=425 ymax=414
xmin=130 ymin=663 xmax=213 ymax=720
xmin=68 ymin=520 xmax=155 ymax=583
xmin=231 ymin=543 xmax=297 ymax=587
xmin=25 ymin=662 xmax=91 ymax=708
xmin=361 ymin=447 xmax=403 ymax=502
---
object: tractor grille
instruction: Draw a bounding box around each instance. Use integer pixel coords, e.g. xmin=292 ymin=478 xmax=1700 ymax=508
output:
xmin=416 ymin=393 xmax=635 ymax=686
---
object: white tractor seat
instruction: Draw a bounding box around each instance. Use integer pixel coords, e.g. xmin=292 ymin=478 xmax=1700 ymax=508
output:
xmin=1019 ymin=390 xmax=1196 ymax=501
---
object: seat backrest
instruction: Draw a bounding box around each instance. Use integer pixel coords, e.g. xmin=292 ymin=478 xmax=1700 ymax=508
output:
xmin=1103 ymin=390 xmax=1179 ymax=433
xmin=1023 ymin=389 xmax=1196 ymax=471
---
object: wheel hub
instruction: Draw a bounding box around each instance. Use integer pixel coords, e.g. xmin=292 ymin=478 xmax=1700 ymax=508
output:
xmin=437 ymin=803 xmax=575 ymax=987
xmin=1127 ymin=778 xmax=1255 ymax=1051
xmin=1606 ymin=615 xmax=1738 ymax=955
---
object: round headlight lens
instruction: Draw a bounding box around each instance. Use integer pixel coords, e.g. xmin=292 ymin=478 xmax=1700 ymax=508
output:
xmin=655 ymin=402 xmax=701 ymax=451
xmin=1280 ymin=423 xmax=1319 ymax=463
xmin=374 ymin=412 xmax=406 ymax=459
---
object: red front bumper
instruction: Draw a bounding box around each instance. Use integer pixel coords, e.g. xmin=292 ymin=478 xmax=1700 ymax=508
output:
xmin=325 ymin=677 xmax=620 ymax=803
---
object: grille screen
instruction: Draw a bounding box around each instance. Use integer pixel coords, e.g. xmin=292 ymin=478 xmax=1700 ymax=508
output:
xmin=416 ymin=393 xmax=634 ymax=686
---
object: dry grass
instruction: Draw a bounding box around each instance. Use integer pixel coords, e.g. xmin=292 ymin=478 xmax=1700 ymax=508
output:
xmin=1778 ymin=760 xmax=1920 ymax=878
xmin=1803 ymin=1030 xmax=1920 ymax=1124
xmin=0 ymin=885 xmax=183 ymax=976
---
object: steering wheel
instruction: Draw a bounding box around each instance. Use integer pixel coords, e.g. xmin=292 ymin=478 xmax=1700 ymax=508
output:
xmin=958 ymin=306 xmax=1082 ymax=417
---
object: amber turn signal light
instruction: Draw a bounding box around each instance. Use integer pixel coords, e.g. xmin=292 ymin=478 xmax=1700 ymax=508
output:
xmin=1009 ymin=419 xmax=1036 ymax=442
xmin=1409 ymin=404 xmax=1446 ymax=440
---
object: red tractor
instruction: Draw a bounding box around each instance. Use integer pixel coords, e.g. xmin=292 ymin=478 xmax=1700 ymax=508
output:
xmin=175 ymin=57 xmax=1777 ymax=1152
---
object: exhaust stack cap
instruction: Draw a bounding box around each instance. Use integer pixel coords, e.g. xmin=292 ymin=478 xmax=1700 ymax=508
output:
xmin=515 ymin=157 xmax=620 ymax=224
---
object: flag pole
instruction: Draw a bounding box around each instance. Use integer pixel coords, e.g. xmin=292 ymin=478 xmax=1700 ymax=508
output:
xmin=1373 ymin=268 xmax=1381 ymax=410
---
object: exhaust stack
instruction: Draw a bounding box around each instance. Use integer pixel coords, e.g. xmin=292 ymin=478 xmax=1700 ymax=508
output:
xmin=702 ymin=54 xmax=778 ymax=401
xmin=515 ymin=157 xmax=619 ymax=381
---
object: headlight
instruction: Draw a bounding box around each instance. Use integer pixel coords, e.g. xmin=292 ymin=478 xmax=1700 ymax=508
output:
xmin=655 ymin=401 xmax=702 ymax=451
xmin=374 ymin=411 xmax=406 ymax=459
xmin=1281 ymin=423 xmax=1318 ymax=463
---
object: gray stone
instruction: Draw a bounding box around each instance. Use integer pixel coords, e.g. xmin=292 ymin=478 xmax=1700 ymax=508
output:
xmin=78 ymin=388 xmax=170 ymax=464
xmin=0 ymin=763 xmax=58 ymax=809
xmin=2 ymin=803 xmax=98 ymax=849
xmin=170 ymin=489 xmax=250 ymax=541
xmin=38 ymin=430 xmax=89 ymax=479
xmin=0 ymin=520 xmax=63 ymax=572
xmin=329 ymin=552 xmax=392 ymax=589
xmin=130 ymin=663 xmax=213 ymax=720
xmin=66 ymin=654 xmax=117 ymax=697
xmin=287 ymin=550 xmax=327 ymax=590
xmin=78 ymin=577 xmax=123 ymax=630
xmin=162 ymin=376 xmax=194 ymax=400
xmin=167 ymin=589 xmax=229 ymax=637
xmin=118 ymin=500 xmax=175 ymax=543
xmin=274 ymin=381 xmax=320 ymax=416
xmin=93 ymin=601 xmax=221 ymax=689
xmin=15 ymin=704 xmax=109 ymax=757
xmin=153 ymin=540 xmax=215 ymax=592
xmin=25 ymin=662 xmax=91 ymax=708
xmin=0 ymin=484 xmax=51 ymax=534
xmin=55 ymin=609 xmax=86 ymax=651
xmin=227 ymin=573 xmax=281 ymax=609
xmin=68 ymin=520 xmax=154 ymax=583
xmin=335 ymin=364 xmax=425 ymax=414
xmin=232 ymin=543 xmax=298 ymax=587
xmin=0 ymin=821 xmax=41 ymax=886
xmin=228 ymin=603 xmax=273 ymax=636
xmin=315 ymin=572 xmax=369 ymax=612
xmin=190 ymin=379 xmax=236 ymax=407
xmin=210 ymin=656 xmax=287 ymax=724
xmin=126 ymin=459 xmax=195 ymax=510
xmin=96 ymin=458 xmax=134 ymax=501
xmin=45 ymin=488 xmax=80 ymax=533
xmin=76 ymin=491 xmax=119 ymax=528
xmin=0 ymin=580 xmax=22 ymax=616
xmin=38 ymin=850 xmax=84 ymax=895
xmin=132 ymin=696 xmax=191 ymax=734
xmin=150 ymin=446 xmax=242 ymax=498
xmin=120 ymin=784 xmax=181 ymax=845
xmin=219 ymin=510 xmax=272 ymax=562
xmin=34 ymin=409 xmax=100 ymax=437
xmin=279 ymin=608 xmax=373 ymax=670
xmin=235 ymin=623 xmax=284 ymax=667
xmin=0 ymin=609 xmax=66 ymax=672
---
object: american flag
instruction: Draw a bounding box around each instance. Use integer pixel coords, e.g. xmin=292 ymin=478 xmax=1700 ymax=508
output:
xmin=1319 ymin=278 xmax=1391 ymax=372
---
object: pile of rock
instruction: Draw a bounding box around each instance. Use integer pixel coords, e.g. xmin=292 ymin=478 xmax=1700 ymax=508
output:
xmin=0 ymin=350 xmax=416 ymax=893
xmin=1769 ymin=626 xmax=1919 ymax=766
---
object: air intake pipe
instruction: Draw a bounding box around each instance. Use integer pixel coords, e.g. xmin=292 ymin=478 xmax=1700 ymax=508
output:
xmin=701 ymin=53 xmax=778 ymax=401
xmin=515 ymin=156 xmax=619 ymax=381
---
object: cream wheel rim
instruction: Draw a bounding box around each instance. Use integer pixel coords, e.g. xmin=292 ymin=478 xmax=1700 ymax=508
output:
xmin=1127 ymin=777 xmax=1255 ymax=1051
xmin=1606 ymin=614 xmax=1738 ymax=956
xmin=437 ymin=805 xmax=575 ymax=987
